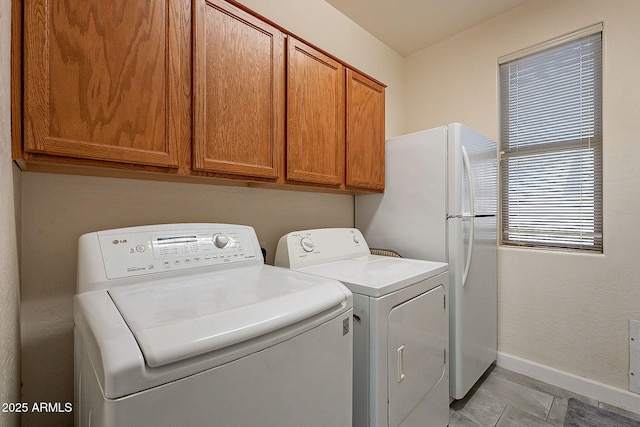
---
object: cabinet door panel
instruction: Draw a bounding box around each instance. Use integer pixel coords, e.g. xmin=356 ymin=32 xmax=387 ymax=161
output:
xmin=287 ymin=38 xmax=345 ymax=186
xmin=346 ymin=69 xmax=385 ymax=191
xmin=193 ymin=0 xmax=284 ymax=179
xmin=23 ymin=0 xmax=184 ymax=167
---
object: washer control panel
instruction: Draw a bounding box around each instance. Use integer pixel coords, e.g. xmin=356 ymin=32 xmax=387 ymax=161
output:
xmin=274 ymin=228 xmax=370 ymax=269
xmin=95 ymin=224 xmax=260 ymax=280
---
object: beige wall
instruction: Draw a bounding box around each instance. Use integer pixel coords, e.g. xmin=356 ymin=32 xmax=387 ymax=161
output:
xmin=405 ymin=0 xmax=640 ymax=403
xmin=17 ymin=1 xmax=405 ymax=426
xmin=0 ymin=0 xmax=21 ymax=426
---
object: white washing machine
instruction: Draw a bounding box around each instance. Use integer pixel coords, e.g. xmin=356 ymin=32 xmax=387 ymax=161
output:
xmin=275 ymin=228 xmax=449 ymax=427
xmin=74 ymin=223 xmax=353 ymax=427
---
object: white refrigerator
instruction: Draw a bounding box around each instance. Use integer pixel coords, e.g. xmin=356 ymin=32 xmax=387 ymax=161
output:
xmin=356 ymin=123 xmax=497 ymax=400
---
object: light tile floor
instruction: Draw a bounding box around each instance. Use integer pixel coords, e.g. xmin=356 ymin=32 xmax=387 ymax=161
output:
xmin=449 ymin=365 xmax=640 ymax=426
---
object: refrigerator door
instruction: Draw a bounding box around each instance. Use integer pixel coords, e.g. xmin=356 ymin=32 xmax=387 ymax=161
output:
xmin=447 ymin=215 xmax=497 ymax=399
xmin=448 ymin=123 xmax=497 ymax=217
xmin=356 ymin=128 xmax=448 ymax=262
xmin=447 ymin=123 xmax=497 ymax=399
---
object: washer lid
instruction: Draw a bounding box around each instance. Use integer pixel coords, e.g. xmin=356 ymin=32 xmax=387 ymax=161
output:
xmin=108 ymin=265 xmax=349 ymax=367
xmin=298 ymin=256 xmax=448 ymax=297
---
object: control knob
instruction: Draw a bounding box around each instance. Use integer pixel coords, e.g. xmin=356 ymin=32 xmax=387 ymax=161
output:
xmin=300 ymin=237 xmax=315 ymax=253
xmin=213 ymin=233 xmax=230 ymax=249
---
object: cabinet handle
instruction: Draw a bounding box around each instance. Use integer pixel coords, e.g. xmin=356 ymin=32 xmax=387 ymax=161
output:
xmin=397 ymin=345 xmax=405 ymax=383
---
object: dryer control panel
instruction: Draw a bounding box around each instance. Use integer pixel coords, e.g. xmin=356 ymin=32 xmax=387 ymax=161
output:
xmin=274 ymin=228 xmax=370 ymax=269
xmin=78 ymin=224 xmax=262 ymax=287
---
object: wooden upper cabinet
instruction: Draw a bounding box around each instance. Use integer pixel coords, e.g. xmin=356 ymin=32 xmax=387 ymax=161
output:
xmin=346 ymin=69 xmax=386 ymax=191
xmin=17 ymin=0 xmax=384 ymax=192
xmin=286 ymin=37 xmax=345 ymax=186
xmin=22 ymin=0 xmax=190 ymax=167
xmin=193 ymin=0 xmax=284 ymax=179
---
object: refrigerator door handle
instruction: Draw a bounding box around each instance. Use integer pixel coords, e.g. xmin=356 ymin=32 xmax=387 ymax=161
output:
xmin=462 ymin=217 xmax=474 ymax=287
xmin=461 ymin=145 xmax=475 ymax=217
xmin=462 ymin=146 xmax=475 ymax=287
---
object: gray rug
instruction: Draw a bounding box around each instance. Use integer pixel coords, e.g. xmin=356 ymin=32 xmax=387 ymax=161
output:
xmin=564 ymin=398 xmax=640 ymax=427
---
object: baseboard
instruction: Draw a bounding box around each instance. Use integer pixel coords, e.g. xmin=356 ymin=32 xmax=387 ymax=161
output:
xmin=497 ymin=352 xmax=640 ymax=415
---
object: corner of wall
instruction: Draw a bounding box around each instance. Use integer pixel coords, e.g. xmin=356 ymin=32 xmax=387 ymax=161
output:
xmin=0 ymin=0 xmax=23 ymax=425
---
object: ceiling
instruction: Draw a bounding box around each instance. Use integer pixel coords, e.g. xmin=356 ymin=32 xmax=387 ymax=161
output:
xmin=325 ymin=0 xmax=531 ymax=57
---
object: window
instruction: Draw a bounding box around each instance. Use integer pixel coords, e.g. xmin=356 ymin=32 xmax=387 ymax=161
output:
xmin=499 ymin=25 xmax=603 ymax=252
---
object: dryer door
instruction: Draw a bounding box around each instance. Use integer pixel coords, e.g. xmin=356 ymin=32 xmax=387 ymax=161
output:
xmin=388 ymin=285 xmax=446 ymax=426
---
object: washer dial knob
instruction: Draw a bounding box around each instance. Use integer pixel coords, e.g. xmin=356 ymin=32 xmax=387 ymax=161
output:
xmin=213 ymin=233 xmax=230 ymax=249
xmin=300 ymin=237 xmax=315 ymax=253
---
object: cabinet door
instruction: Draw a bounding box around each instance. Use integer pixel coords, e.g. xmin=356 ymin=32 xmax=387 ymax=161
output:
xmin=346 ymin=69 xmax=385 ymax=191
xmin=23 ymin=0 xmax=189 ymax=167
xmin=193 ymin=0 xmax=284 ymax=179
xmin=287 ymin=37 xmax=345 ymax=186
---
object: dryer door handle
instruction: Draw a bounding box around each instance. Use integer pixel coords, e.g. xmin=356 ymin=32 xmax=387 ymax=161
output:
xmin=397 ymin=345 xmax=406 ymax=383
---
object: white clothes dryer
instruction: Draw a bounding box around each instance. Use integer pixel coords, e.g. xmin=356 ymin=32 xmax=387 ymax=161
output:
xmin=74 ymin=224 xmax=353 ymax=427
xmin=275 ymin=228 xmax=450 ymax=427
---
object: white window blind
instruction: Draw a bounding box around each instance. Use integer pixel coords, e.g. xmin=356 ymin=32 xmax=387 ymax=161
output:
xmin=499 ymin=28 xmax=603 ymax=252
